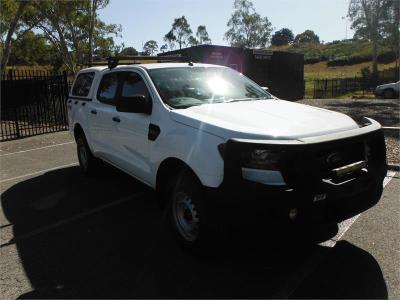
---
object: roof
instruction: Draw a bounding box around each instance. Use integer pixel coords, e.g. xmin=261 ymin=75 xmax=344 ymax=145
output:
xmin=78 ymin=62 xmax=224 ymax=73
xmin=78 ymin=66 xmax=108 ymax=72
xmin=140 ymin=62 xmax=221 ymax=70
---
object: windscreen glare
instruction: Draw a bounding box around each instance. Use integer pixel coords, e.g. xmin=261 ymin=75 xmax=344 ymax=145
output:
xmin=148 ymin=67 xmax=273 ymax=108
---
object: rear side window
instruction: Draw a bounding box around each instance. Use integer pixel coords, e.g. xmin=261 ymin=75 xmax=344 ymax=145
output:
xmin=97 ymin=73 xmax=119 ymax=105
xmin=72 ymin=72 xmax=94 ymax=97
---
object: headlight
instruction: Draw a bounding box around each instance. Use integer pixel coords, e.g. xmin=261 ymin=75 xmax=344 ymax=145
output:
xmin=241 ymin=149 xmax=281 ymax=170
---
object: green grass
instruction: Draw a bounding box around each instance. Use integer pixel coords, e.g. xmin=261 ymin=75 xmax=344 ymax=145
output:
xmin=303 ymin=60 xmax=398 ymax=98
xmin=304 ymin=60 xmax=398 ymax=81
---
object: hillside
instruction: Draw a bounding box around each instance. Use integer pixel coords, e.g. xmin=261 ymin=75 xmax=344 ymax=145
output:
xmin=303 ymin=60 xmax=399 ymax=98
xmin=270 ymin=39 xmax=399 ymax=98
xmin=271 ymin=39 xmax=396 ymax=66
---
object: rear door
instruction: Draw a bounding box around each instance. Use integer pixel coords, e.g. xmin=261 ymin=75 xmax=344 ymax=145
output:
xmin=68 ymin=71 xmax=95 ymax=130
xmin=89 ymin=71 xmax=121 ymax=162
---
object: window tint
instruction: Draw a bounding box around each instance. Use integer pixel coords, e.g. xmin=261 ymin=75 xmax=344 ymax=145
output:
xmin=72 ymin=72 xmax=94 ymax=97
xmin=97 ymin=72 xmax=119 ymax=105
xmin=121 ymin=72 xmax=149 ymax=97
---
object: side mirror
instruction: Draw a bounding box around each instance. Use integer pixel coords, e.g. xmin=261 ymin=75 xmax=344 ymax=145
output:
xmin=116 ymin=95 xmax=152 ymax=114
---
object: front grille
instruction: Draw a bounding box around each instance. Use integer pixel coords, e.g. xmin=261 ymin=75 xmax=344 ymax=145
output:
xmin=224 ymin=128 xmax=386 ymax=188
xmin=315 ymin=141 xmax=366 ymax=176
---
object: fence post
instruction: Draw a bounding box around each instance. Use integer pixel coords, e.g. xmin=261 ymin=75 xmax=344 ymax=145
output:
xmin=62 ymin=70 xmax=69 ymax=98
xmin=8 ymin=70 xmax=21 ymax=138
xmin=313 ymin=80 xmax=316 ymax=99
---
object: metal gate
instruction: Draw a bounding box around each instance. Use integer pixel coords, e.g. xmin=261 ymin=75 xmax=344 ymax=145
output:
xmin=1 ymin=70 xmax=70 ymax=141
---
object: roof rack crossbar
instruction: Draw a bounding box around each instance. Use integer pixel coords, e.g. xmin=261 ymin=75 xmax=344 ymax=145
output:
xmin=106 ymin=55 xmax=188 ymax=69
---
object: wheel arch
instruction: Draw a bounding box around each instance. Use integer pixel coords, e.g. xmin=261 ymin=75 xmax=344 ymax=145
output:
xmin=73 ymin=123 xmax=85 ymax=140
xmin=383 ymin=88 xmax=396 ymax=98
xmin=155 ymin=157 xmax=200 ymax=196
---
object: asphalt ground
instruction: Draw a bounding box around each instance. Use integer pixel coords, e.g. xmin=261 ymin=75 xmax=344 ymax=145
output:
xmin=0 ymin=131 xmax=399 ymax=299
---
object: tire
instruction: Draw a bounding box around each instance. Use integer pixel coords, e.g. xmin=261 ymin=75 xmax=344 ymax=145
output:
xmin=165 ymin=170 xmax=224 ymax=253
xmin=383 ymin=88 xmax=394 ymax=99
xmin=76 ymin=134 xmax=99 ymax=175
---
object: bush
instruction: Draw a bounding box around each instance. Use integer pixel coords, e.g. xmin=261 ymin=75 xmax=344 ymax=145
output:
xmin=304 ymin=57 xmax=321 ymax=64
xmin=327 ymin=51 xmax=397 ymax=67
xmin=327 ymin=54 xmax=371 ymax=66
xmin=361 ymin=66 xmax=371 ymax=79
xmin=377 ymin=52 xmax=397 ymax=64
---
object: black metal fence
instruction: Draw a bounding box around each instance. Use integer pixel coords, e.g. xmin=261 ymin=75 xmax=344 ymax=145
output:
xmin=1 ymin=70 xmax=71 ymax=141
xmin=313 ymin=67 xmax=399 ymax=99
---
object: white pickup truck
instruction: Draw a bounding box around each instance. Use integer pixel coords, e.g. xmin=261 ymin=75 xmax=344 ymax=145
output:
xmin=68 ymin=60 xmax=387 ymax=251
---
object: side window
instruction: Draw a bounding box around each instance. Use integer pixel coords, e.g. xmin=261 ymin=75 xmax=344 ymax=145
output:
xmin=97 ymin=72 xmax=119 ymax=105
xmin=72 ymin=72 xmax=94 ymax=97
xmin=121 ymin=72 xmax=150 ymax=98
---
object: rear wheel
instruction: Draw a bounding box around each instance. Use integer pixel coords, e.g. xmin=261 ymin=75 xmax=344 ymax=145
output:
xmin=383 ymin=88 xmax=394 ymax=99
xmin=76 ymin=134 xmax=99 ymax=175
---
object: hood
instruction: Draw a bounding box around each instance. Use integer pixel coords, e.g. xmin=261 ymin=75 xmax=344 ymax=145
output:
xmin=170 ymin=99 xmax=359 ymax=140
xmin=377 ymin=82 xmax=397 ymax=89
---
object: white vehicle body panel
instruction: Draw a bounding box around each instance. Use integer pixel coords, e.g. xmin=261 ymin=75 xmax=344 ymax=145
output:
xmin=376 ymin=81 xmax=400 ymax=92
xmin=170 ymin=100 xmax=359 ymax=140
xmin=68 ymin=63 xmax=379 ymax=190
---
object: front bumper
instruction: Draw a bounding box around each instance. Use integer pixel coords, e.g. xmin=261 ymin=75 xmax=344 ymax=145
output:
xmin=205 ymin=124 xmax=387 ymax=229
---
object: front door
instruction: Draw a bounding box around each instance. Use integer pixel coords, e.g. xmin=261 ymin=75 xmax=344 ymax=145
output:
xmin=112 ymin=71 xmax=152 ymax=183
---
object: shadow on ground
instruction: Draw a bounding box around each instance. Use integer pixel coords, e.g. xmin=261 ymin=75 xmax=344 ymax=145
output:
xmin=1 ymin=167 xmax=388 ymax=299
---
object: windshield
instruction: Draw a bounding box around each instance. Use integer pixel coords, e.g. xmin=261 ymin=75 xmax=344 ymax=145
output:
xmin=147 ymin=67 xmax=273 ymax=108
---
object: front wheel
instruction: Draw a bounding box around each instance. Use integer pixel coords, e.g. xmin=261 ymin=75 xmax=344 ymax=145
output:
xmin=166 ymin=171 xmax=225 ymax=253
xmin=383 ymin=88 xmax=394 ymax=99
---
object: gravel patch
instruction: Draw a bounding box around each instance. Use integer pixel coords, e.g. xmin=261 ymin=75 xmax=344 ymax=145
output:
xmin=297 ymin=98 xmax=399 ymax=127
xmin=298 ymin=98 xmax=400 ymax=165
xmin=385 ymin=136 xmax=400 ymax=165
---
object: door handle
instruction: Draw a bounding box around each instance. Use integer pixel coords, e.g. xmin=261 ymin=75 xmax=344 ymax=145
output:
xmin=90 ymin=110 xmax=97 ymax=115
xmin=112 ymin=116 xmax=121 ymax=123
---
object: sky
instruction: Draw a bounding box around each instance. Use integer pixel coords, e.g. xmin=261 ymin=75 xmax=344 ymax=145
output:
xmin=98 ymin=0 xmax=354 ymax=51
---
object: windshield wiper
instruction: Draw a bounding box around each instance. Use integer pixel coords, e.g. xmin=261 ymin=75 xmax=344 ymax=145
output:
xmin=172 ymin=103 xmax=205 ymax=109
xmin=225 ymin=97 xmax=269 ymax=103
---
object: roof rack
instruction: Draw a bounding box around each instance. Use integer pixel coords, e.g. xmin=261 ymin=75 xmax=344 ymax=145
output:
xmin=85 ymin=55 xmax=188 ymax=69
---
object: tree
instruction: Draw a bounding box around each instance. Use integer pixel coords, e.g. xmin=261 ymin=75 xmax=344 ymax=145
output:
xmin=164 ymin=16 xmax=193 ymax=49
xmin=294 ymin=30 xmax=320 ymax=45
xmin=196 ymin=25 xmax=211 ymax=44
xmin=142 ymin=40 xmax=158 ymax=56
xmin=348 ymin=0 xmax=393 ymax=74
xmin=224 ymin=0 xmax=273 ymax=48
xmin=271 ymin=28 xmax=294 ymax=46
xmin=382 ymin=0 xmax=399 ymax=67
xmin=163 ymin=30 xmax=176 ymax=50
xmin=8 ymin=31 xmax=58 ymax=66
xmin=33 ymin=0 xmax=121 ymax=72
xmin=88 ymin=0 xmax=99 ymax=66
xmin=188 ymin=36 xmax=199 ymax=46
xmin=0 ymin=0 xmax=39 ymax=70
xmin=120 ymin=47 xmax=138 ymax=56
xmin=160 ymin=44 xmax=168 ymax=53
